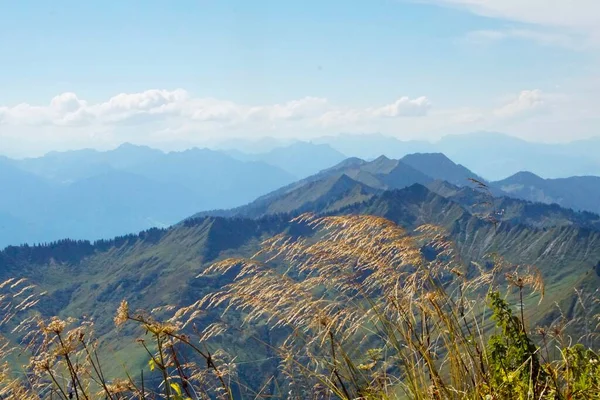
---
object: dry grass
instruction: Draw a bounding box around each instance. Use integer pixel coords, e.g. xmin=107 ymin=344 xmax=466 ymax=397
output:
xmin=0 ymin=214 xmax=596 ymax=399
xmin=198 ymin=214 xmax=551 ymax=399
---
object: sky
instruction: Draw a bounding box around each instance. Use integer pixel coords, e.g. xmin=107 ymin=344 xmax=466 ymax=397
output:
xmin=1 ymin=0 xmax=600 ymax=157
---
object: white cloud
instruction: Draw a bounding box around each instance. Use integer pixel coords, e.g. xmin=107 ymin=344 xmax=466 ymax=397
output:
xmin=494 ymin=89 xmax=546 ymax=118
xmin=0 ymin=91 xmax=436 ymax=156
xmin=50 ymin=92 xmax=87 ymax=114
xmin=246 ymin=97 xmax=330 ymax=122
xmin=370 ymin=96 xmax=432 ymax=117
xmin=427 ymin=0 xmax=600 ymax=32
xmin=427 ymin=0 xmax=600 ymax=49
xmin=465 ymin=29 xmax=583 ymax=49
xmin=1 ymin=87 xmax=593 ymax=157
xmin=0 ymin=91 xmax=431 ymax=129
xmin=90 ymin=89 xmax=189 ymax=122
xmin=0 ymin=89 xmax=187 ymax=126
xmin=317 ymin=96 xmax=432 ymax=129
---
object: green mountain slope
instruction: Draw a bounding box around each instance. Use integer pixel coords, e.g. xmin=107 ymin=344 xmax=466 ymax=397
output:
xmin=3 ymin=186 xmax=599 ymax=336
xmin=2 ymin=184 xmax=600 ymax=391
xmin=199 ymin=174 xmax=381 ymax=218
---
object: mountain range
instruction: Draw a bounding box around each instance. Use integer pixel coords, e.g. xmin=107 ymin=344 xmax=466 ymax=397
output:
xmin=0 ymin=145 xmax=295 ymax=247
xmin=196 ymin=151 xmax=600 ymax=221
xmin=311 ymin=132 xmax=600 ymax=180
xmin=1 ymin=136 xmax=599 ymax=249
xmin=209 ymin=132 xmax=600 ymax=179
xmin=1 ymin=137 xmax=600 ymax=393
xmin=1 ymin=173 xmax=599 ymax=390
xmin=496 ymin=172 xmax=600 ymax=216
xmin=223 ymin=141 xmax=347 ymax=178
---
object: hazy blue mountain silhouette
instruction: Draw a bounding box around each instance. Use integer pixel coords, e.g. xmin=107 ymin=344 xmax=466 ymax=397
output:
xmin=494 ymin=171 xmax=600 ymax=214
xmin=0 ymin=146 xmax=295 ymax=247
xmin=224 ymin=142 xmax=347 ymax=178
xmin=3 ymin=138 xmax=600 ymax=249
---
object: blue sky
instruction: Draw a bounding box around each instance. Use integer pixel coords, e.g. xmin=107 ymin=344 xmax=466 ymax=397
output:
xmin=1 ymin=0 xmax=599 ymax=156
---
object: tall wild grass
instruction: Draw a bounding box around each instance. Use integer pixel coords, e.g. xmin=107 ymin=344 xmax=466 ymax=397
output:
xmin=0 ymin=214 xmax=598 ymax=399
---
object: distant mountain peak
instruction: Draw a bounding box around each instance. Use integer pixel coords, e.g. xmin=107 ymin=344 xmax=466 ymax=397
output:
xmin=402 ymin=152 xmax=454 ymax=164
xmin=115 ymin=142 xmax=139 ymax=150
xmin=373 ymin=155 xmax=391 ymax=162
xmin=513 ymin=171 xmax=543 ymax=179
xmin=501 ymin=171 xmax=545 ymax=184
xmin=222 ymin=141 xmax=347 ymax=179
xmin=322 ymin=157 xmax=366 ymax=173
xmin=113 ymin=142 xmax=161 ymax=154
xmin=400 ymin=152 xmax=482 ymax=186
xmin=329 ymin=173 xmax=361 ymax=189
xmin=364 ymin=155 xmax=399 ymax=174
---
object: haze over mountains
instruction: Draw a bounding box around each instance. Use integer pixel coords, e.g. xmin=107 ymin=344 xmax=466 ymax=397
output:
xmin=0 ymin=132 xmax=599 ymax=248
xmin=0 ymin=145 xmax=295 ymax=247
xmin=323 ymin=132 xmax=600 ymax=180
xmin=223 ymin=141 xmax=347 ymax=178
xmin=221 ymin=132 xmax=600 ymax=180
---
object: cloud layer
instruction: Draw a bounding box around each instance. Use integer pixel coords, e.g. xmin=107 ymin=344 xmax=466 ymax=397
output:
xmin=0 ymin=86 xmax=591 ymax=157
xmin=0 ymin=90 xmax=433 ymax=129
